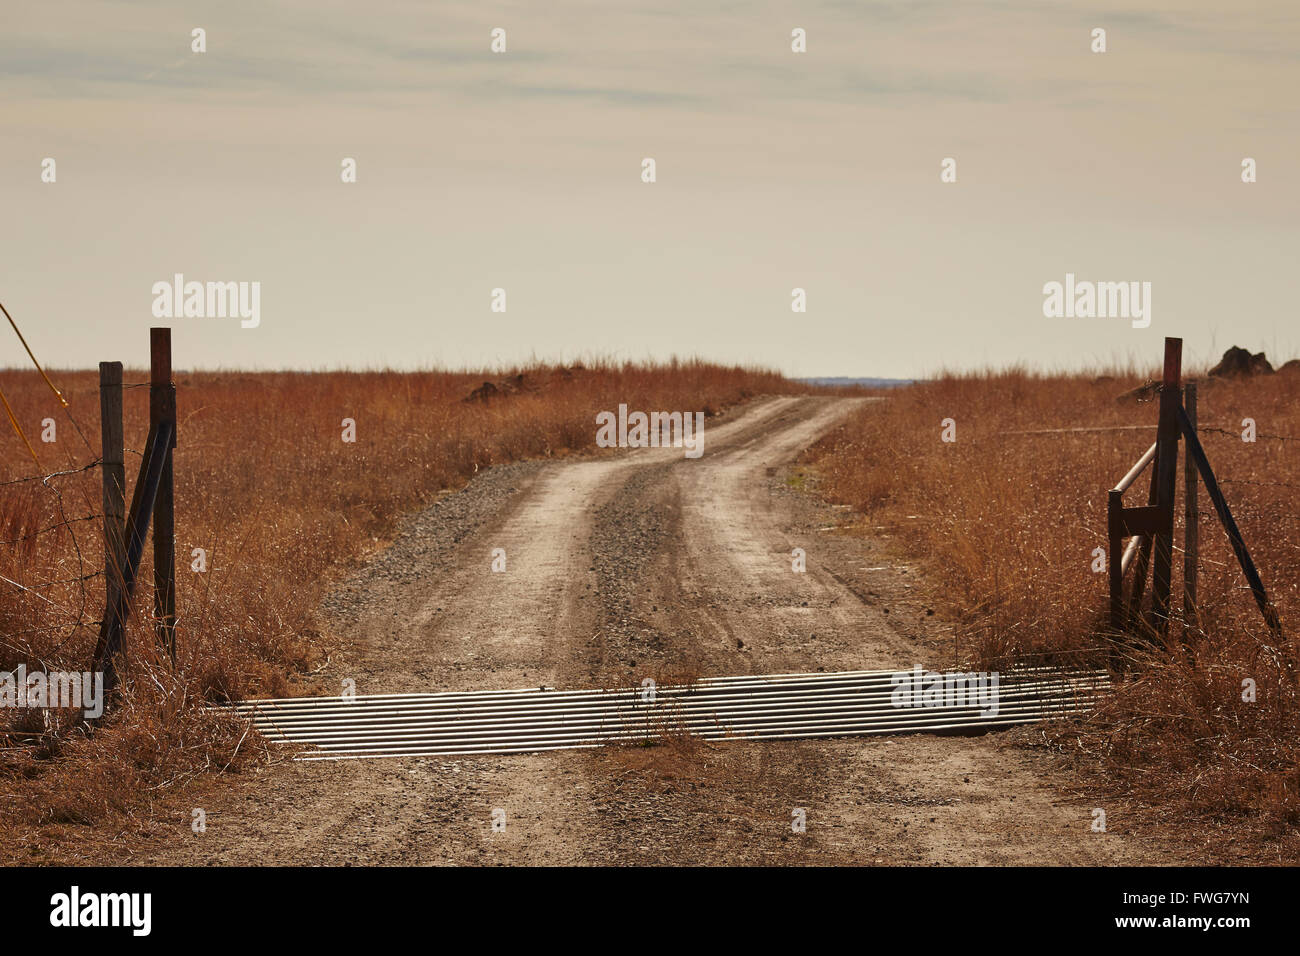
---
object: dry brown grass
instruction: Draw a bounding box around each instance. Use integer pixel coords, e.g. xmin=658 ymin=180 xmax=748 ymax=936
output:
xmin=807 ymin=364 xmax=1300 ymax=838
xmin=0 ymin=358 xmax=800 ymax=859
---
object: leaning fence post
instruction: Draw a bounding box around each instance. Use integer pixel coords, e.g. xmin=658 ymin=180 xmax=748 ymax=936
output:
xmin=96 ymin=361 xmax=126 ymax=691
xmin=1183 ymin=382 xmax=1198 ymax=633
xmin=93 ymin=420 xmax=173 ymax=696
xmin=150 ymin=328 xmax=177 ymax=662
xmin=1178 ymin=405 xmax=1282 ymax=639
xmin=1150 ymin=337 xmax=1182 ymax=631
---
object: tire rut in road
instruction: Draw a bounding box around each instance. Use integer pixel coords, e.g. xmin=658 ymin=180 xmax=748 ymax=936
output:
xmin=565 ymin=397 xmax=877 ymax=863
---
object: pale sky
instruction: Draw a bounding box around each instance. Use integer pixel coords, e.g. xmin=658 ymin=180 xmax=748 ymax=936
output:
xmin=3 ymin=1 xmax=1298 ymax=377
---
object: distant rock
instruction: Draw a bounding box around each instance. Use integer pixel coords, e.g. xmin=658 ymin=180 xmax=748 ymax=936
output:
xmin=463 ymin=381 xmax=499 ymax=403
xmin=1278 ymin=359 xmax=1300 ymax=376
xmin=1209 ymin=346 xmax=1274 ymax=378
xmin=462 ymin=370 xmax=553 ymax=403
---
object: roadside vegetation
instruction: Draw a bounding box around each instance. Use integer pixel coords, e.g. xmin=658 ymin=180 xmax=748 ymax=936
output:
xmin=806 ymin=361 xmax=1300 ymax=842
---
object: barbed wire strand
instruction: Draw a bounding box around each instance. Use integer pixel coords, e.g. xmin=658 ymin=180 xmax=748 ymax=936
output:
xmin=0 ymin=512 xmax=101 ymax=546
xmin=1 ymin=299 xmax=98 ymax=456
xmin=0 ymin=458 xmax=101 ymax=488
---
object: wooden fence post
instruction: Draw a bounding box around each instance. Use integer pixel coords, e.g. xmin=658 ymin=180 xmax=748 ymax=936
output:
xmin=1150 ymin=337 xmax=1182 ymax=631
xmin=96 ymin=362 xmax=126 ymax=691
xmin=150 ymin=328 xmax=177 ymax=661
xmin=1183 ymin=382 xmax=1198 ymax=632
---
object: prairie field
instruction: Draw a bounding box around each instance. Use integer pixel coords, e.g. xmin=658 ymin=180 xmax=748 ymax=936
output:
xmin=3 ymin=355 xmax=1299 ymax=860
xmin=0 ymin=360 xmax=799 ymax=857
xmin=806 ymin=365 xmax=1300 ymax=837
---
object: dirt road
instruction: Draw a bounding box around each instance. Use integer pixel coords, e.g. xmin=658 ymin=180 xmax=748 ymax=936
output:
xmin=115 ymin=396 xmax=1203 ymax=865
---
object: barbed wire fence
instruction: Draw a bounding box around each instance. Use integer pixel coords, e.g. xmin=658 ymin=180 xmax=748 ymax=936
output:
xmin=2 ymin=307 xmax=178 ymax=708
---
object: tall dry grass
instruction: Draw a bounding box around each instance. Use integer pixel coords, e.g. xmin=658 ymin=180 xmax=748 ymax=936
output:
xmin=0 ymin=359 xmax=801 ymax=858
xmin=807 ymin=365 xmax=1300 ymax=836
